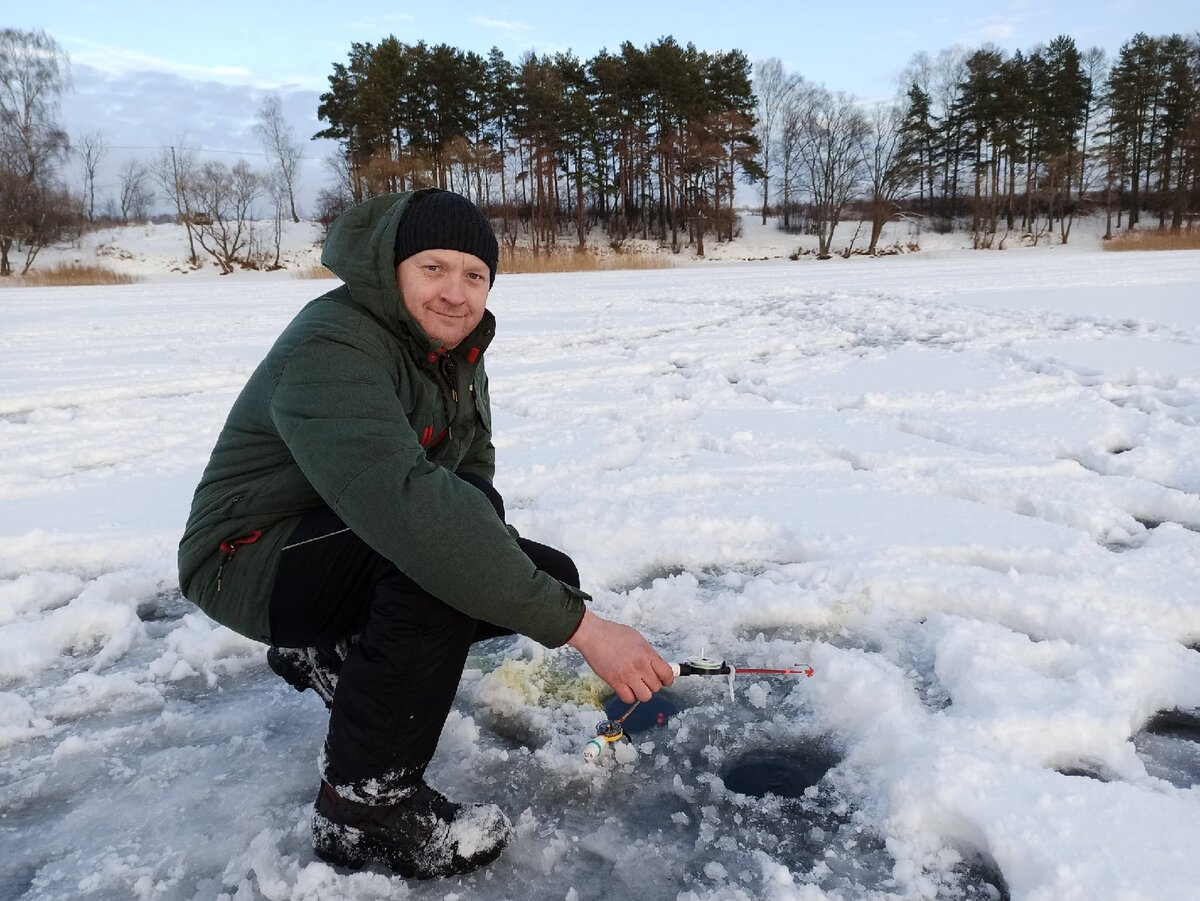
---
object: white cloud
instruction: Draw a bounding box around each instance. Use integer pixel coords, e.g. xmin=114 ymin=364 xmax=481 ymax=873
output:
xmin=56 ymin=34 xmax=325 ymax=92
xmin=469 ymin=16 xmax=530 ymax=34
xmin=59 ymin=36 xmax=260 ymax=85
xmin=975 ymin=22 xmax=1018 ymax=42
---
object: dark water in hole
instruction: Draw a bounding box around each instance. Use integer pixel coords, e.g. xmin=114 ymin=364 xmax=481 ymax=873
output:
xmin=1134 ymin=708 xmax=1200 ymax=789
xmin=601 ymin=693 xmax=681 ymax=734
xmin=1144 ymin=709 xmax=1200 ymax=742
xmin=1055 ymin=766 xmax=1112 ymax=782
xmin=720 ymin=746 xmax=839 ymax=799
xmin=955 ymin=854 xmax=1012 ymax=901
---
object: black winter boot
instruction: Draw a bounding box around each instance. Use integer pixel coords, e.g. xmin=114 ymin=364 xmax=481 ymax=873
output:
xmin=311 ymin=780 xmax=512 ymax=878
xmin=267 ymin=642 xmax=350 ymax=708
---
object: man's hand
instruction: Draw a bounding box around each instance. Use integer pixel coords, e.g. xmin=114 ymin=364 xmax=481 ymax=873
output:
xmin=567 ymin=609 xmax=675 ymax=703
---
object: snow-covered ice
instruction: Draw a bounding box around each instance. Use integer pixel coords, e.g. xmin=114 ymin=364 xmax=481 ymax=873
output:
xmin=2 ymin=240 xmax=1199 ymax=900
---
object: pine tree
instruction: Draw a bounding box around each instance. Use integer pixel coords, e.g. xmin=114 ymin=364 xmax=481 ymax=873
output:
xmin=995 ymin=51 xmax=1029 ymax=232
xmin=707 ymin=49 xmax=762 ymax=243
xmin=1042 ymin=36 xmax=1089 ymax=240
xmin=898 ymin=83 xmax=936 ymax=204
xmin=1108 ymin=33 xmax=1164 ymax=227
xmin=1157 ymin=34 xmax=1198 ymax=229
xmin=956 ymin=46 xmax=1005 ymax=245
xmin=484 ymin=48 xmax=516 ymax=235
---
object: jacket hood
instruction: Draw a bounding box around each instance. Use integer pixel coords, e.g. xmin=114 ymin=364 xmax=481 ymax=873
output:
xmin=320 ymin=189 xmax=449 ymax=352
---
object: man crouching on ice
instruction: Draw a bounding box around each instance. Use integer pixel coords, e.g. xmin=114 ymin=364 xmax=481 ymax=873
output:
xmin=178 ymin=189 xmax=674 ymax=878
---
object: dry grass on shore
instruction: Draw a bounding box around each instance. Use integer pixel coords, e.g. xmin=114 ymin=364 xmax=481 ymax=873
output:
xmin=292 ymin=248 xmax=668 ymax=281
xmin=293 ymin=264 xmax=338 ymax=279
xmin=500 ymin=245 xmax=671 ymax=274
xmin=1104 ymin=228 xmax=1200 ymax=251
xmin=0 ymin=263 xmax=141 ymax=287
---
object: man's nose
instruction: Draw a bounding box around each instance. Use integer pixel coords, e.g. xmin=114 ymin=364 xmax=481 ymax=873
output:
xmin=440 ymin=274 xmax=467 ymax=305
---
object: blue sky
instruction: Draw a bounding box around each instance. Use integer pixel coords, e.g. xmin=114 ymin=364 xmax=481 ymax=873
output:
xmin=10 ymin=0 xmax=1196 ymax=214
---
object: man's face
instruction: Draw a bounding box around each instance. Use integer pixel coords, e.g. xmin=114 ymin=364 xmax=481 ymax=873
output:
xmin=396 ymin=249 xmax=490 ymax=350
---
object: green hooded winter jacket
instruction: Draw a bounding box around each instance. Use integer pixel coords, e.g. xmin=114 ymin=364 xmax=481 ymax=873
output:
xmin=177 ymin=190 xmax=587 ymax=647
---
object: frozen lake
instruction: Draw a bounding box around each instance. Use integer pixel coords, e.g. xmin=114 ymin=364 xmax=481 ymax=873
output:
xmin=2 ymin=246 xmax=1199 ymax=900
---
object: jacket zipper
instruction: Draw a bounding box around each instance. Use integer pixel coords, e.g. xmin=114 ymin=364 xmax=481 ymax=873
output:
xmin=438 ymin=355 xmax=458 ymax=444
xmin=216 ymin=529 xmax=262 ymax=592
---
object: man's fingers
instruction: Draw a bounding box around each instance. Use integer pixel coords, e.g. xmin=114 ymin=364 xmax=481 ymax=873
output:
xmin=652 ymin=655 xmax=676 ymax=687
xmin=572 ymin=612 xmax=676 ymax=703
xmin=614 ymin=674 xmax=668 ymax=706
xmin=617 ymin=653 xmax=673 ymax=703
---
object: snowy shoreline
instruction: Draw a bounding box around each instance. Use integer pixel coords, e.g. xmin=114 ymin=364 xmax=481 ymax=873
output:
xmin=2 ymin=243 xmax=1199 ymax=900
xmin=10 ymin=212 xmax=1130 ymax=286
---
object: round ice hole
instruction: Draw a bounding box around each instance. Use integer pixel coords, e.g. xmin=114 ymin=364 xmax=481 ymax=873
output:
xmin=954 ymin=852 xmax=1011 ymax=901
xmin=602 ymin=693 xmax=681 ymax=734
xmin=1134 ymin=709 xmax=1200 ymax=789
xmin=1055 ymin=766 xmax=1111 ymax=783
xmin=720 ymin=746 xmax=839 ymax=799
xmin=1144 ymin=709 xmax=1200 ymax=742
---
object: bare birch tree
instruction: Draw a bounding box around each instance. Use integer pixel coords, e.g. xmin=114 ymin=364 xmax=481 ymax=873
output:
xmin=153 ymin=142 xmax=199 ymax=265
xmin=0 ymin=28 xmax=73 ymax=275
xmin=187 ymin=159 xmax=263 ymax=274
xmin=118 ymin=158 xmax=152 ymax=223
xmin=861 ymin=101 xmax=917 ymax=253
xmin=793 ymin=87 xmax=867 ymax=258
xmin=254 ymin=94 xmax=301 ymax=222
xmin=776 ymin=81 xmax=818 ymax=232
xmin=260 ymin=169 xmax=287 ymax=269
xmin=76 ymin=130 xmax=106 ymax=222
xmin=753 ymin=58 xmax=800 ymax=224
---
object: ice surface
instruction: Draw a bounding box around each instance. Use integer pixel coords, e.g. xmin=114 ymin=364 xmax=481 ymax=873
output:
xmin=2 ymin=243 xmax=1200 ymax=899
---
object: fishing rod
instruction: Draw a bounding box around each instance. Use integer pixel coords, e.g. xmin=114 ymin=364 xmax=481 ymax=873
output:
xmin=671 ymin=656 xmax=815 ymax=678
xmin=583 ymin=654 xmax=814 ymax=761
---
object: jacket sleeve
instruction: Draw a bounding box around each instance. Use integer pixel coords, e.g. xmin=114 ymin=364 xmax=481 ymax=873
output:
xmin=268 ymin=333 xmax=585 ymax=646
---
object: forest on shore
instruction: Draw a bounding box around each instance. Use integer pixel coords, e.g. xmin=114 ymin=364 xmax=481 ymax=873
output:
xmin=1 ymin=27 xmax=1197 ymax=276
xmin=313 ymin=32 xmax=1199 ymax=256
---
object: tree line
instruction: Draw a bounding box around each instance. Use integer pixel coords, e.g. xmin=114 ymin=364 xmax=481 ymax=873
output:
xmin=908 ymin=32 xmax=1200 ymax=245
xmin=317 ymin=31 xmax=1198 ymax=257
xmin=315 ymin=36 xmax=762 ymax=256
xmin=2 ymin=26 xmax=1197 ymax=276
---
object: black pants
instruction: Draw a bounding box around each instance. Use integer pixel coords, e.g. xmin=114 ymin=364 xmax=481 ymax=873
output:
xmin=268 ymin=473 xmax=580 ymax=791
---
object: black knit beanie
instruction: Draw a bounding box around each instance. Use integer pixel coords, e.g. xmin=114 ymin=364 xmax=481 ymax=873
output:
xmin=393 ymin=190 xmax=499 ymax=285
